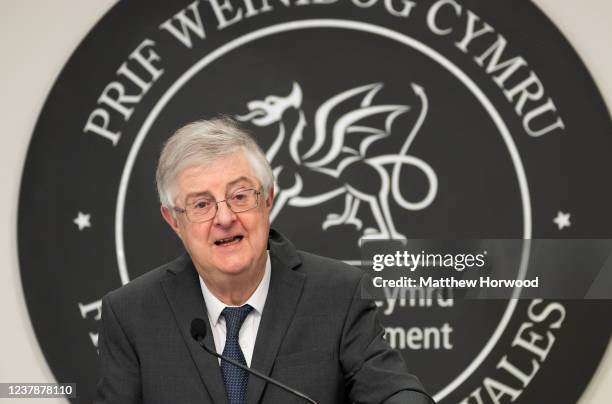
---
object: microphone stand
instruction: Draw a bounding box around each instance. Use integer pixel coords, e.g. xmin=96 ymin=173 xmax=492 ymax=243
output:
xmin=193 ymin=335 xmax=318 ymax=404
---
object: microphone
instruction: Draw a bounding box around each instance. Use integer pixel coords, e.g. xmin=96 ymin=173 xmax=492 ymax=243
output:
xmin=190 ymin=318 xmax=318 ymax=404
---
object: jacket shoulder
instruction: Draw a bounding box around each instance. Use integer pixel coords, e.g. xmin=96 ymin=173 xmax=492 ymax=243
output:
xmin=296 ymin=250 xmax=364 ymax=287
xmin=104 ymin=254 xmax=187 ymax=305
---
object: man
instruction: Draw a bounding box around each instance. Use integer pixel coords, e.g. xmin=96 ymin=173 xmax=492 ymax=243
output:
xmin=95 ymin=117 xmax=432 ymax=403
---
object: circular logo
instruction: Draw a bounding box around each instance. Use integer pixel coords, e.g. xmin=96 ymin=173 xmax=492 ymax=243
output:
xmin=19 ymin=1 xmax=612 ymax=403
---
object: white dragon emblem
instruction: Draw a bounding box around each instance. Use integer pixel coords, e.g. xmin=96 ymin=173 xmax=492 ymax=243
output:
xmin=236 ymin=82 xmax=438 ymax=242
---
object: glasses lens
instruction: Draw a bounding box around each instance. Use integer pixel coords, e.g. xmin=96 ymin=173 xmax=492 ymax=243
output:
xmin=228 ymin=189 xmax=258 ymax=212
xmin=186 ymin=197 xmax=214 ymax=222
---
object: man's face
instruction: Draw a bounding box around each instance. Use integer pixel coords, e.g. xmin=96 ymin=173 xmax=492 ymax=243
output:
xmin=161 ymin=151 xmax=273 ymax=282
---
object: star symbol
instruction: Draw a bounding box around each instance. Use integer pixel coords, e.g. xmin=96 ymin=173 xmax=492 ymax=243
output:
xmin=553 ymin=211 xmax=571 ymax=230
xmin=73 ymin=212 xmax=91 ymax=231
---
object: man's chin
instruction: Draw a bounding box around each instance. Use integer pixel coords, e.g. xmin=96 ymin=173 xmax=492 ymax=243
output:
xmin=219 ymin=266 xmax=247 ymax=276
xmin=213 ymin=258 xmax=252 ymax=277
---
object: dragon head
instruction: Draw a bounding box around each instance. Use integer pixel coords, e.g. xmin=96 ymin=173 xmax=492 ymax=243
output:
xmin=236 ymin=82 xmax=303 ymax=127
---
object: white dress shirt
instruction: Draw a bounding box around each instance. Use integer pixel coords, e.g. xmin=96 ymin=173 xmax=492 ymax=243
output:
xmin=199 ymin=252 xmax=271 ymax=366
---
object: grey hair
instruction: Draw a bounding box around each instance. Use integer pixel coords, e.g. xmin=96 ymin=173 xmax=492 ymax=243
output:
xmin=156 ymin=117 xmax=273 ymax=207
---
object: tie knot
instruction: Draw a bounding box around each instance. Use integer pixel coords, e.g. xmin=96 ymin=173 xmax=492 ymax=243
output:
xmin=222 ymin=304 xmax=253 ymax=338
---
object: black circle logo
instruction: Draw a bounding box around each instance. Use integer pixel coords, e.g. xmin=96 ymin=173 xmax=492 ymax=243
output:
xmin=19 ymin=1 xmax=612 ymax=403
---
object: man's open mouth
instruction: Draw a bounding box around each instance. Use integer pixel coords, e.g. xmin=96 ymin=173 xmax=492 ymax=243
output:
xmin=214 ymin=235 xmax=244 ymax=246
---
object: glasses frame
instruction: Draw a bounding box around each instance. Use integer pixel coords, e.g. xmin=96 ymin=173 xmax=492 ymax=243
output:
xmin=173 ymin=188 xmax=262 ymax=223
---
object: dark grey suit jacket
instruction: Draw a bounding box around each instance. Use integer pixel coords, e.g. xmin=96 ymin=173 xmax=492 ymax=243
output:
xmin=95 ymin=229 xmax=432 ymax=403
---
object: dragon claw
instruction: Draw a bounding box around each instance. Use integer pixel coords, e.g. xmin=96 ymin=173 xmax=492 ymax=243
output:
xmin=322 ymin=213 xmax=363 ymax=231
xmin=322 ymin=215 xmax=341 ymax=230
xmin=363 ymin=227 xmax=380 ymax=236
xmin=346 ymin=217 xmax=363 ymax=230
xmin=361 ymin=228 xmax=406 ymax=241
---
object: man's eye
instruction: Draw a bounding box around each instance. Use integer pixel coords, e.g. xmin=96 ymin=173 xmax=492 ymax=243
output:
xmin=193 ymin=200 xmax=211 ymax=209
xmin=233 ymin=193 xmax=247 ymax=201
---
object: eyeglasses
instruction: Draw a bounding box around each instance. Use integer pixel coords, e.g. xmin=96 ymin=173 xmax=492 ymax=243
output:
xmin=173 ymin=188 xmax=262 ymax=223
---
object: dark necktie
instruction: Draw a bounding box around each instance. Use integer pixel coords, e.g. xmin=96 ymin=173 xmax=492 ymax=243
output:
xmin=221 ymin=305 xmax=253 ymax=404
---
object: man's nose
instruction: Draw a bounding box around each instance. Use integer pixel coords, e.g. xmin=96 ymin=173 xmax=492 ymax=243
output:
xmin=213 ymin=201 xmax=236 ymax=226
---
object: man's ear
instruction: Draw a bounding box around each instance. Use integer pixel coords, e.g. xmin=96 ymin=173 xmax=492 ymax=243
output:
xmin=264 ymin=187 xmax=274 ymax=211
xmin=161 ymin=205 xmax=182 ymax=238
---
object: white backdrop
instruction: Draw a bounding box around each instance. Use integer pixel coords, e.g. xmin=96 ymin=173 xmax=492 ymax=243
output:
xmin=1 ymin=1 xmax=610 ymax=403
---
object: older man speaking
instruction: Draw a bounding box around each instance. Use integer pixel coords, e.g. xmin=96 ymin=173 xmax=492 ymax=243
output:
xmin=95 ymin=117 xmax=432 ymax=404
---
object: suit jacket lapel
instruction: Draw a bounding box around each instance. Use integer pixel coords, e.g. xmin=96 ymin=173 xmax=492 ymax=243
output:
xmin=160 ymin=255 xmax=227 ymax=404
xmin=247 ymin=230 xmax=305 ymax=404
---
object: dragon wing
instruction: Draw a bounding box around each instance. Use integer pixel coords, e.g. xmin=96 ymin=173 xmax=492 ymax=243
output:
xmin=304 ymin=83 xmax=409 ymax=169
xmin=303 ymin=83 xmax=382 ymax=160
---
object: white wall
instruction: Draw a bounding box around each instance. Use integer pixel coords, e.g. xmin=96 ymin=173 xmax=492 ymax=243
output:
xmin=1 ymin=1 xmax=610 ymax=403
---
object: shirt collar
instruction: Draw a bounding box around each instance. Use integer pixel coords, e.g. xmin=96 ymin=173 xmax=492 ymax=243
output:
xmin=199 ymin=251 xmax=271 ymax=325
